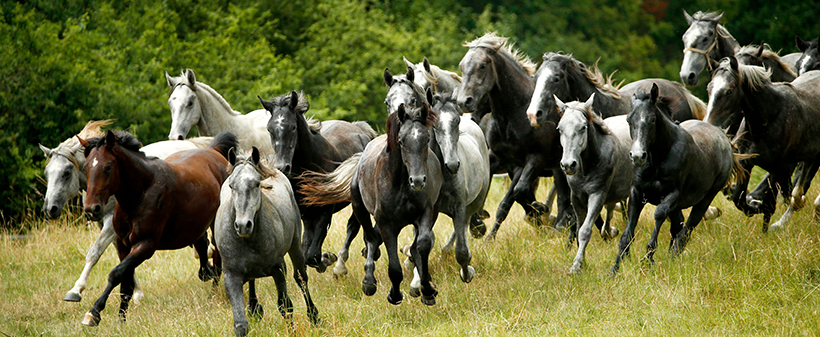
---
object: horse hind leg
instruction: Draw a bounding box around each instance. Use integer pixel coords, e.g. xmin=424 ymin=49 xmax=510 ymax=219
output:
xmin=601 ymin=203 xmax=620 ymax=241
xmin=247 ymin=280 xmax=263 ymax=319
xmin=194 ymin=234 xmax=215 ymax=282
xmin=271 ymin=264 xmax=294 ymax=323
xmin=288 ymin=233 xmax=320 ymax=325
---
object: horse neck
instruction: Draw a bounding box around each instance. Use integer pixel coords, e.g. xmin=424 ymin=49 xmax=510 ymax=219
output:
xmin=112 ymin=149 xmax=156 ymax=210
xmin=567 ymin=70 xmax=629 ymax=116
xmin=487 ymin=52 xmax=534 ymax=131
xmin=738 ymin=82 xmax=787 ymax=135
xmin=580 ymin=123 xmax=607 ymax=168
xmin=715 ymin=25 xmax=740 ymax=58
xmin=765 ymin=59 xmax=796 ymax=82
xmin=195 ymin=85 xmax=241 ymax=136
xmin=292 ymin=115 xmax=333 ymax=173
xmin=649 ymin=109 xmax=682 ymax=157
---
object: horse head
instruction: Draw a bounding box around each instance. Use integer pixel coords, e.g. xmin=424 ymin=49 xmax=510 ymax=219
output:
xmin=681 ymin=10 xmax=725 ymax=86
xmin=795 ymin=33 xmax=820 ymax=76
xmin=78 ymin=131 xmax=129 ymax=221
xmin=557 ymin=94 xmax=596 ymax=175
xmin=705 ymin=57 xmax=744 ymax=127
xmin=40 ymin=142 xmax=83 ymax=219
xmin=389 ymin=104 xmax=435 ymax=191
xmin=527 ymin=53 xmax=574 ymax=127
xmin=457 ymin=45 xmax=498 ymax=113
xmin=227 ymin=147 xmax=265 ymax=238
xmin=166 ymin=69 xmax=201 ymax=141
xmin=259 ymin=91 xmax=309 ymax=177
xmin=627 ymin=84 xmax=661 ymax=167
xmin=384 ymin=67 xmax=426 ymax=116
xmin=431 ymin=92 xmax=462 ymax=174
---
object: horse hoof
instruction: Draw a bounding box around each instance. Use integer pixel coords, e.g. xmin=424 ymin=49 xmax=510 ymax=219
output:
xmin=333 ymin=262 xmax=348 ymax=278
xmin=469 ymin=217 xmax=487 ymax=238
xmin=703 ymin=206 xmax=722 ymax=220
xmin=132 ymin=290 xmax=144 ymax=303
xmin=408 ymin=286 xmax=421 ymax=298
xmin=249 ymin=302 xmax=264 ymax=319
xmin=567 ymin=264 xmax=583 ymax=275
xmin=362 ymin=283 xmax=377 ymax=296
xmin=460 ymin=266 xmax=475 ymax=283
xmin=614 ymin=202 xmax=624 ymax=213
xmin=199 ymin=266 xmax=215 ymax=282
xmin=64 ymin=292 xmax=82 ymax=302
xmin=81 ymin=311 xmax=100 ymax=327
xmin=420 ymin=295 xmax=436 ymax=306
xmin=387 ymin=291 xmax=403 ymax=305
xmin=768 ymin=223 xmax=784 ymax=232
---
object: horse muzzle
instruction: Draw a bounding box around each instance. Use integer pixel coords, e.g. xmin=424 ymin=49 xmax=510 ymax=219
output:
xmin=680 ymin=71 xmax=700 ymax=86
xmin=84 ymin=204 xmax=103 ymax=221
xmin=409 ymin=175 xmax=427 ymax=192
xmin=561 ymin=160 xmax=578 ymax=176
xmin=630 ymin=151 xmax=647 ymax=168
xmin=43 ymin=204 xmax=62 ymax=220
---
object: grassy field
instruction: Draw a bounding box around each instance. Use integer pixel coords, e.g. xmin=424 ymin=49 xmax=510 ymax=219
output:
xmin=2 ymin=173 xmax=819 ymax=336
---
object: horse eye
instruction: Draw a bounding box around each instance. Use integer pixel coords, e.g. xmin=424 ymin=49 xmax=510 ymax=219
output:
xmin=187 ymin=100 xmax=194 ymax=108
xmin=254 ymin=181 xmax=260 ymax=188
xmin=103 ymin=165 xmax=112 ymax=174
xmin=62 ymin=170 xmax=71 ymax=179
xmin=553 ymin=77 xmax=560 ymax=83
xmin=708 ymin=31 xmax=714 ymax=36
xmin=479 ymin=63 xmax=487 ymax=70
xmin=725 ymin=89 xmax=733 ymax=95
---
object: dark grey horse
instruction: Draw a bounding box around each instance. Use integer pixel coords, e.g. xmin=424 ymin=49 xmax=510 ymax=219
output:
xmin=795 ymin=33 xmax=820 ymax=76
xmin=734 ymin=44 xmax=797 ymax=82
xmin=216 ymin=147 xmax=319 ymax=336
xmin=612 ymin=83 xmax=739 ymax=273
xmin=555 ymin=94 xmax=631 ymax=274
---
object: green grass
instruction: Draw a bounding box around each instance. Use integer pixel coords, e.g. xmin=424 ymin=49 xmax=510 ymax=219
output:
xmin=2 ymin=173 xmax=820 ymax=336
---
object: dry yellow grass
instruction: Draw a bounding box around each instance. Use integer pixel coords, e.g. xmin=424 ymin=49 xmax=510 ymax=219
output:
xmin=1 ymin=173 xmax=819 ymax=336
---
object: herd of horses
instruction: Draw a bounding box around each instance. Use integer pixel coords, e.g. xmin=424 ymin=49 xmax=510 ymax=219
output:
xmin=35 ymin=9 xmax=820 ymax=336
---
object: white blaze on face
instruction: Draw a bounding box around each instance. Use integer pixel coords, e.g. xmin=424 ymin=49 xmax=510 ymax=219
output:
xmin=705 ymin=74 xmax=728 ymax=121
xmin=527 ymin=67 xmax=555 ymax=120
xmin=92 ymin=158 xmax=99 ymax=168
xmin=799 ymin=54 xmax=814 ymax=75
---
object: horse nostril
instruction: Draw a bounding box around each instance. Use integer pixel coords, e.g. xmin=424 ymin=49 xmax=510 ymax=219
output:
xmin=465 ymin=97 xmax=475 ymax=107
xmin=50 ymin=206 xmax=59 ymax=215
xmin=422 ymin=176 xmax=427 ymax=183
xmin=245 ymin=221 xmax=253 ymax=230
xmin=687 ymin=73 xmax=696 ymax=81
xmin=536 ymin=110 xmax=544 ymax=119
xmin=93 ymin=205 xmax=101 ymax=214
xmin=177 ymin=135 xmax=184 ymax=140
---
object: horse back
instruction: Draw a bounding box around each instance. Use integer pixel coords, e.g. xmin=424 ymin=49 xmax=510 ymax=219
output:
xmin=319 ymin=120 xmax=374 ymax=161
xmin=679 ymin=120 xmax=734 ymax=193
xmin=621 ymin=79 xmax=704 ymax=121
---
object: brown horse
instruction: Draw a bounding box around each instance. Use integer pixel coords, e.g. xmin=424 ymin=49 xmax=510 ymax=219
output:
xmin=77 ymin=130 xmax=237 ymax=327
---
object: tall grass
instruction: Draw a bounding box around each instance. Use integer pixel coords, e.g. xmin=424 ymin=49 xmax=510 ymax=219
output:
xmin=1 ymin=174 xmax=819 ymax=336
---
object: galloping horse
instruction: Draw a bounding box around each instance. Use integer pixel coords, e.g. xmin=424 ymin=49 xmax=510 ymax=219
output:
xmin=259 ymin=91 xmax=376 ymax=273
xmin=77 ymin=131 xmax=236 ymax=326
xmin=301 ymin=104 xmax=443 ymax=305
xmin=165 ymin=69 xmax=273 ymax=154
xmin=734 ymin=44 xmax=797 ymax=82
xmin=705 ymin=57 xmax=820 ymax=231
xmin=39 ymin=120 xmax=213 ymax=302
xmin=555 ymin=95 xmax=631 ymax=274
xmin=457 ymin=32 xmax=566 ymax=238
xmin=612 ymin=84 xmax=740 ymax=273
xmin=216 ymin=148 xmax=319 ymax=336
xmin=796 ymin=33 xmax=820 ymax=76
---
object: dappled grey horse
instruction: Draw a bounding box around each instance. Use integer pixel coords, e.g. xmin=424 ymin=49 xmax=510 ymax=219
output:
xmin=680 ymin=10 xmax=740 ymax=86
xmin=555 ymin=94 xmax=631 ymax=274
xmin=795 ymin=33 xmax=820 ymax=76
xmin=216 ymin=148 xmax=319 ymax=337
xmin=39 ymin=120 xmax=211 ymax=302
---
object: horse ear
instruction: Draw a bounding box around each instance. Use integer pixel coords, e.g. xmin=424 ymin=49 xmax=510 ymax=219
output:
xmin=554 ymin=95 xmax=566 ymax=115
xmin=709 ymin=58 xmax=721 ymax=72
xmin=420 ymin=104 xmax=430 ymax=123
xmin=584 ymin=93 xmax=595 ymax=110
xmin=403 ymin=56 xmax=416 ymax=71
xmin=796 ymin=35 xmax=809 ymax=51
xmin=397 ymin=104 xmax=407 ymax=122
xmin=258 ymin=95 xmax=274 ymax=112
xmin=251 ymin=147 xmax=260 ymax=165
xmin=755 ymin=44 xmax=765 ymax=58
xmin=713 ymin=12 xmax=723 ymax=23
xmin=298 ymin=91 xmax=309 ymax=114
xmin=683 ymin=9 xmax=694 ymax=25
xmin=77 ymin=136 xmax=89 ymax=148
xmin=165 ymin=71 xmax=177 ymax=88
xmin=39 ymin=144 xmax=52 ymax=157
xmin=426 ymin=87 xmax=434 ymax=106
xmin=289 ymin=91 xmax=299 ymax=110
xmin=105 ymin=130 xmax=116 ymax=150
xmin=185 ymin=69 xmax=196 ymax=86
xmin=228 ymin=147 xmax=237 ymax=166
xmin=650 ymin=83 xmax=660 ymax=103
xmin=423 ymin=56 xmax=431 ymax=73
xmin=729 ymin=55 xmax=739 ymax=71
xmin=406 ymin=66 xmax=414 ymax=83
xmin=384 ymin=68 xmax=394 ymax=87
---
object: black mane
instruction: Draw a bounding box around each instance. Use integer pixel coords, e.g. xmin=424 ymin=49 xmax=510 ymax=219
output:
xmin=83 ymin=130 xmax=144 ymax=157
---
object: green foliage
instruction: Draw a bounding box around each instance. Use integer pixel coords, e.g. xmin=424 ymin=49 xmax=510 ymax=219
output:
xmin=3 ymin=0 xmax=820 ymax=224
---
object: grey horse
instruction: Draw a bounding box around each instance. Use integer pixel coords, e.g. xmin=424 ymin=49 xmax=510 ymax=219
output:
xmin=215 ymin=147 xmax=319 ymax=337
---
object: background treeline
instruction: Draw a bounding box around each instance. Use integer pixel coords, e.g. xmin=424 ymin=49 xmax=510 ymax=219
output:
xmin=1 ymin=0 xmax=818 ymax=225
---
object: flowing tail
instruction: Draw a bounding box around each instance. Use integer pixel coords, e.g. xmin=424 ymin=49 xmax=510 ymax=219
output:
xmin=186 ymin=136 xmax=215 ymax=149
xmin=673 ymin=81 xmax=707 ymax=120
xmin=209 ymin=131 xmax=239 ymax=160
xmin=299 ymin=153 xmax=362 ymax=206
xmin=730 ymin=152 xmax=755 ymax=186
xmin=353 ymin=121 xmax=378 ymax=140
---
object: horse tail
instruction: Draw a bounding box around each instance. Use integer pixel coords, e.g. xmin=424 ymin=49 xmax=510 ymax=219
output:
xmin=681 ymin=86 xmax=707 ymax=120
xmin=209 ymin=131 xmax=239 ymax=160
xmin=299 ymin=153 xmax=362 ymax=206
xmin=729 ymin=146 xmax=755 ymax=186
xmin=353 ymin=121 xmax=378 ymax=140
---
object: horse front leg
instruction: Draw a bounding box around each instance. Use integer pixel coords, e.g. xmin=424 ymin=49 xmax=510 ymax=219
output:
xmin=486 ymin=166 xmax=524 ymax=240
xmin=379 ymin=224 xmax=403 ymax=305
xmin=412 ymin=208 xmax=438 ymax=305
xmin=770 ymin=169 xmax=800 ymax=231
xmin=352 ymin=182 xmax=380 ymax=296
xmin=611 ymin=187 xmax=646 ymax=274
xmin=646 ymin=191 xmax=679 ymax=264
xmin=672 ymin=188 xmax=720 ymax=254
xmin=511 ymin=161 xmax=545 ymax=227
xmin=569 ymin=192 xmax=605 ymax=274
xmin=223 ymin=272 xmax=249 ymax=337
xmin=65 ymin=215 xmax=117 ymax=302
xmin=194 ymin=234 xmax=216 ymax=282
xmin=552 ymin=169 xmax=575 ymax=230
xmin=81 ymin=241 xmax=155 ymax=327
xmin=288 ymin=230 xmax=320 ymax=324
xmin=451 ymin=206 xmax=474 ymax=283
xmin=301 ymin=211 xmax=334 ymax=273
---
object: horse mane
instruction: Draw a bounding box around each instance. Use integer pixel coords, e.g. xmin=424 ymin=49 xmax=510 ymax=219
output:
xmin=464 ymin=32 xmax=537 ymax=76
xmin=269 ymin=91 xmax=321 ymax=132
xmin=385 ymin=105 xmax=437 ymax=152
xmin=634 ymin=89 xmax=679 ymax=122
xmin=691 ymin=10 xmax=724 ymax=22
xmin=564 ymin=101 xmax=611 ymax=135
xmin=228 ymin=150 xmax=280 ymax=180
xmin=55 ymin=119 xmax=113 ymax=154
xmin=736 ymin=44 xmax=798 ymax=78
xmin=544 ymin=53 xmax=622 ymax=99
xmin=716 ymin=59 xmax=773 ymax=91
xmin=423 ymin=64 xmax=462 ymax=89
xmin=83 ymin=130 xmax=145 ymax=158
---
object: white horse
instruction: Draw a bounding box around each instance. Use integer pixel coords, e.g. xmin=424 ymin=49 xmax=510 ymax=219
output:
xmin=165 ymin=69 xmax=274 ymax=155
xmin=40 ymin=120 xmax=212 ymax=302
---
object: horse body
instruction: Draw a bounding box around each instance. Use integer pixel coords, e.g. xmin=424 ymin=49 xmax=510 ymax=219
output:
xmin=456 ymin=33 xmax=566 ymax=238
xmin=612 ymin=84 xmax=735 ymax=273
xmin=680 ymin=10 xmax=740 ymax=86
xmin=40 ymin=120 xmax=214 ymax=302
xmin=260 ymin=91 xmax=376 ymax=273
xmin=707 ymin=59 xmax=820 ymax=231
xmin=216 ymin=148 xmax=318 ymax=336
xmin=166 ymin=69 xmax=273 ymax=155
xmin=77 ymin=131 xmax=236 ymax=326
xmin=556 ymin=95 xmax=632 ymax=274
